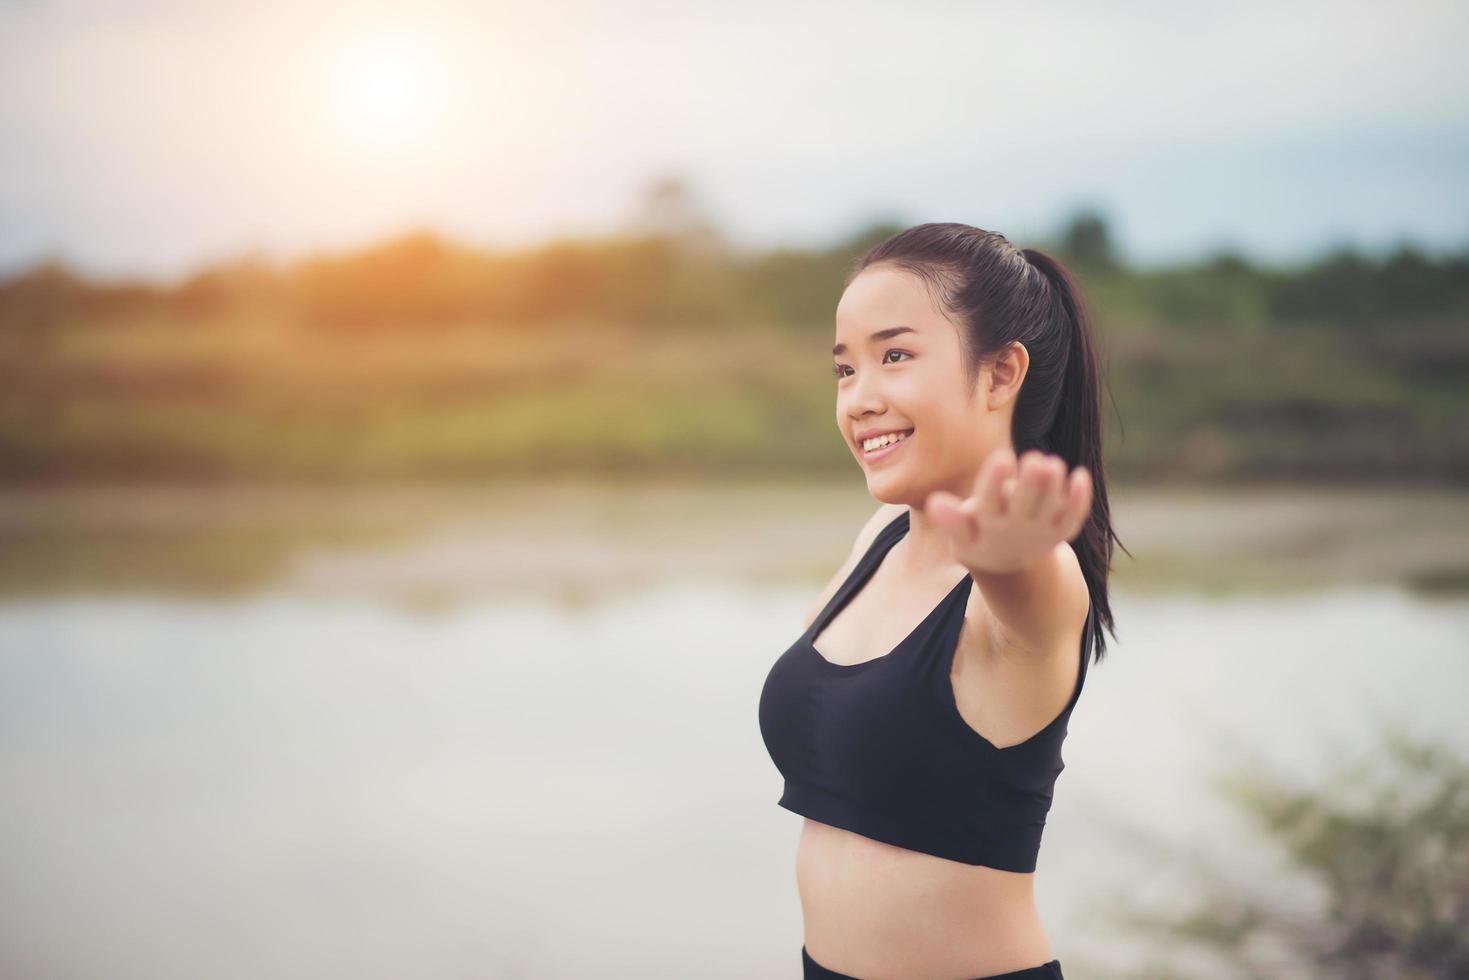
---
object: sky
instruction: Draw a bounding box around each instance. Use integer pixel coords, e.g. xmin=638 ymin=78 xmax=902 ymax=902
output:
xmin=2 ymin=0 xmax=1467 ymax=283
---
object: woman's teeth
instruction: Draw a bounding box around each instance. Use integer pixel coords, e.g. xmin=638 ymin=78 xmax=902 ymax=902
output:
xmin=862 ymin=430 xmax=913 ymax=452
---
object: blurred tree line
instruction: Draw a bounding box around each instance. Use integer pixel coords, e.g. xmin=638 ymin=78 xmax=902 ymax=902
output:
xmin=5 ymin=209 xmax=1466 ymax=334
xmin=1 ymin=180 xmax=1466 ymax=482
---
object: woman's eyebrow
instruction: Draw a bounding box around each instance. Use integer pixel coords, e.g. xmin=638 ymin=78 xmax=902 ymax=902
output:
xmin=832 ymin=325 xmax=917 ymax=356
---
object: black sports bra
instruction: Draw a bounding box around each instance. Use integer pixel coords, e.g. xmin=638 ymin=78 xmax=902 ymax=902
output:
xmin=758 ymin=508 xmax=1094 ymax=873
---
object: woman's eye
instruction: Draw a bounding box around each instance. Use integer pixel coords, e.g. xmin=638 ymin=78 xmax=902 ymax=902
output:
xmin=832 ymin=351 xmax=909 ymax=380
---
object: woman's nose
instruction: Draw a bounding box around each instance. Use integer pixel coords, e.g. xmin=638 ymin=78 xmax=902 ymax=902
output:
xmin=845 ymin=374 xmax=885 ymax=415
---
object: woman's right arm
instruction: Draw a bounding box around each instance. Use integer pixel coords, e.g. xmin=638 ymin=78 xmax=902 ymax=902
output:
xmin=802 ymin=503 xmax=908 ymax=629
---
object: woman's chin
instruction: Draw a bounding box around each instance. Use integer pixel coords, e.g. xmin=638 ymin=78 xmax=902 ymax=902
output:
xmin=863 ymin=464 xmax=908 ymax=494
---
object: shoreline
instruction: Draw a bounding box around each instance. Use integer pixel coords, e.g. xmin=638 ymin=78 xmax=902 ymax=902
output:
xmin=2 ymin=480 xmax=1467 ymax=604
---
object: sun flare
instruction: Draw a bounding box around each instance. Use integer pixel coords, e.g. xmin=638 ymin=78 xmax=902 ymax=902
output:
xmin=328 ymin=34 xmax=442 ymax=153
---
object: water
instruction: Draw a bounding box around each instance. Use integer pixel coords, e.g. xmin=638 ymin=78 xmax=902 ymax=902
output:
xmin=2 ymin=581 xmax=1466 ymax=979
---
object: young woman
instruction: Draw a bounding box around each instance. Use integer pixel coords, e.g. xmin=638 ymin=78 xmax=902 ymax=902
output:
xmin=759 ymin=223 xmax=1120 ymax=980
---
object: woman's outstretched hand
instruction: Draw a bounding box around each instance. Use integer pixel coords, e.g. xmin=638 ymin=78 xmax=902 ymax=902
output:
xmin=923 ymin=448 xmax=1093 ymax=576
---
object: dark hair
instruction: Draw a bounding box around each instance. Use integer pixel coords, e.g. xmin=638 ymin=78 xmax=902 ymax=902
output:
xmin=845 ymin=222 xmax=1127 ymax=662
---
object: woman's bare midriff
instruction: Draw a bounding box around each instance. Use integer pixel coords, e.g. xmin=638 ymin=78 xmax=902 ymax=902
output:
xmin=796 ymin=817 xmax=1053 ymax=980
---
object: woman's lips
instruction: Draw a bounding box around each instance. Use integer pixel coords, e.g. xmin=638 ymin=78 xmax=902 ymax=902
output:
xmin=861 ymin=429 xmax=913 ymax=463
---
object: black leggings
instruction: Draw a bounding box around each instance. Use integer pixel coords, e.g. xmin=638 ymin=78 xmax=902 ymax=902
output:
xmin=802 ymin=945 xmax=1064 ymax=979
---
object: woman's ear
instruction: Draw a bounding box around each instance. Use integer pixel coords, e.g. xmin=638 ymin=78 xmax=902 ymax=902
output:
xmin=985 ymin=342 xmax=1029 ymax=409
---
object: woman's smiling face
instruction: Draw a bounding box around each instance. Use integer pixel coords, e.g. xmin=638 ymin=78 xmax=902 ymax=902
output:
xmin=833 ymin=263 xmax=1017 ymax=504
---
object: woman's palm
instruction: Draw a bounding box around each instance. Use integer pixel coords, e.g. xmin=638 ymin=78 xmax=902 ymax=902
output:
xmin=923 ymin=447 xmax=1092 ymax=575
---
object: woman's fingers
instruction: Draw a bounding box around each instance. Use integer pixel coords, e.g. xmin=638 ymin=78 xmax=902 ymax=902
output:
xmin=1014 ymin=451 xmax=1064 ymax=521
xmin=975 ymin=447 xmax=1017 ymax=519
xmin=949 ymin=450 xmax=1092 ymax=550
xmin=959 ymin=493 xmax=980 ymax=519
xmin=924 ymin=490 xmax=978 ymax=543
xmin=1060 ymin=466 xmax=1092 ymax=540
xmin=1041 ymin=462 xmax=1074 ymax=528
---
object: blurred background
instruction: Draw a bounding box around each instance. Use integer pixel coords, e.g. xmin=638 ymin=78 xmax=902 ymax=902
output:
xmin=2 ymin=1 xmax=1467 ymax=978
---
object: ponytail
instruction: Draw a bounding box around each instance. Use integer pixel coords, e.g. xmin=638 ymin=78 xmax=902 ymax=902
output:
xmin=1020 ymin=247 xmax=1125 ymax=661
